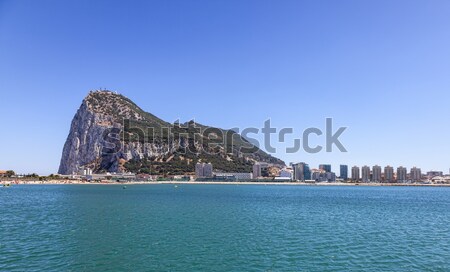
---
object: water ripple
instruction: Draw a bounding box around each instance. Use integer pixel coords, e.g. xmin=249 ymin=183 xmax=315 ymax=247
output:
xmin=0 ymin=185 xmax=449 ymax=271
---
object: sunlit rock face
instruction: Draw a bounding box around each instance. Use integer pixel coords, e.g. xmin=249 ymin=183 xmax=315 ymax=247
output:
xmin=58 ymin=90 xmax=284 ymax=175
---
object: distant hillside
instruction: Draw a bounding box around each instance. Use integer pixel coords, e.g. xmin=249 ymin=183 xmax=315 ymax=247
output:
xmin=58 ymin=90 xmax=285 ymax=175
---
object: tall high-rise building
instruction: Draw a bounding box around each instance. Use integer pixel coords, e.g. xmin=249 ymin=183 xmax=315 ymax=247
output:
xmin=252 ymin=163 xmax=261 ymax=178
xmin=397 ymin=166 xmax=407 ymax=182
xmin=361 ymin=165 xmax=371 ymax=182
xmin=195 ymin=163 xmax=213 ymax=178
xmin=293 ymin=162 xmax=311 ymax=181
xmin=351 ymin=166 xmax=360 ymax=181
xmin=372 ymin=165 xmax=382 ymax=182
xmin=252 ymin=162 xmax=269 ymax=178
xmin=195 ymin=163 xmax=203 ymax=177
xmin=304 ymin=164 xmax=311 ymax=180
xmin=204 ymin=163 xmax=213 ymax=177
xmin=340 ymin=165 xmax=348 ymax=180
xmin=319 ymin=164 xmax=332 ymax=173
xmin=410 ymin=167 xmax=422 ymax=182
xmin=384 ymin=166 xmax=394 ymax=182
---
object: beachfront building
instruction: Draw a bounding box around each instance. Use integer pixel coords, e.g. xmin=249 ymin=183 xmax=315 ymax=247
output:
xmin=279 ymin=168 xmax=293 ymax=180
xmin=372 ymin=165 xmax=382 ymax=182
xmin=384 ymin=166 xmax=394 ymax=182
xmin=307 ymin=164 xmax=335 ymax=182
xmin=195 ymin=163 xmax=213 ymax=178
xmin=397 ymin=166 xmax=408 ymax=182
xmin=83 ymin=172 xmax=136 ymax=182
xmin=204 ymin=163 xmax=213 ymax=177
xmin=77 ymin=167 xmax=93 ymax=176
xmin=431 ymin=176 xmax=450 ymax=184
xmin=361 ymin=166 xmax=371 ymax=182
xmin=292 ymin=162 xmax=311 ymax=181
xmin=410 ymin=167 xmax=422 ymax=182
xmin=213 ymin=172 xmax=253 ymax=181
xmin=340 ymin=165 xmax=348 ymax=180
xmin=311 ymin=169 xmax=325 ymax=182
xmin=311 ymin=168 xmax=336 ymax=182
xmin=252 ymin=162 xmax=269 ymax=178
xmin=427 ymin=171 xmax=443 ymax=179
xmin=351 ymin=166 xmax=360 ymax=181
xmin=326 ymin=172 xmax=336 ymax=182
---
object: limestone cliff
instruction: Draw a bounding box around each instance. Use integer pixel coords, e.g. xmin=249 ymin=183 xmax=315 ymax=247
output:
xmin=58 ymin=90 xmax=285 ymax=175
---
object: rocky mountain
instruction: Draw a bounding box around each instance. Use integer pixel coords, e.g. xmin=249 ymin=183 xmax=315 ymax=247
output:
xmin=58 ymin=90 xmax=285 ymax=175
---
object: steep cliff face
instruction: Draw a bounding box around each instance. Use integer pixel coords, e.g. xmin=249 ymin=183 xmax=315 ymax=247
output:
xmin=58 ymin=90 xmax=285 ymax=175
xmin=58 ymin=93 xmax=121 ymax=174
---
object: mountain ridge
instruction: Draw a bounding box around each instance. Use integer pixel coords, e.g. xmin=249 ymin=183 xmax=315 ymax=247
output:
xmin=58 ymin=90 xmax=285 ymax=175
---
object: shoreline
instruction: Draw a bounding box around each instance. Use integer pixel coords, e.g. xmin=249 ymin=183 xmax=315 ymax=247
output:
xmin=3 ymin=180 xmax=450 ymax=187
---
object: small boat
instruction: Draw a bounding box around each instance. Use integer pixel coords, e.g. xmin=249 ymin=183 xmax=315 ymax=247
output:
xmin=122 ymin=186 xmax=127 ymax=189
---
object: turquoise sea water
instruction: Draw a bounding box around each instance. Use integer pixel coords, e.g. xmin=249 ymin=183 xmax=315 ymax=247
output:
xmin=0 ymin=184 xmax=449 ymax=271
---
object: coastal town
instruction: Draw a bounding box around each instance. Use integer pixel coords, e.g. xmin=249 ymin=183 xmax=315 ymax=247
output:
xmin=2 ymin=162 xmax=450 ymax=186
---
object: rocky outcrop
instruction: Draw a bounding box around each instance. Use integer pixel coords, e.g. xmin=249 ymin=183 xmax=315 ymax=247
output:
xmin=58 ymin=94 xmax=119 ymax=174
xmin=58 ymin=90 xmax=285 ymax=175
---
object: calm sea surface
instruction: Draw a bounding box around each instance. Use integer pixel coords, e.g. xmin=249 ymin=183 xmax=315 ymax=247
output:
xmin=0 ymin=184 xmax=449 ymax=271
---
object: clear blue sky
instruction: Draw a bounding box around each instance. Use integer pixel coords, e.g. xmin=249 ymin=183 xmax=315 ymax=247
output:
xmin=1 ymin=0 xmax=450 ymax=175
